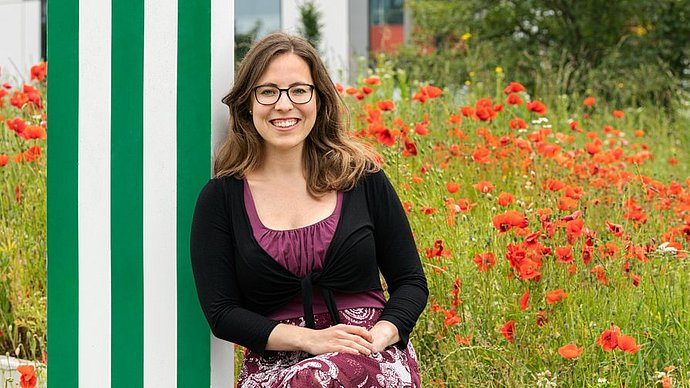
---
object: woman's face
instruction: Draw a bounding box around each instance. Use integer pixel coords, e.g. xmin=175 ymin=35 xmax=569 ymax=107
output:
xmin=251 ymin=53 xmax=317 ymax=156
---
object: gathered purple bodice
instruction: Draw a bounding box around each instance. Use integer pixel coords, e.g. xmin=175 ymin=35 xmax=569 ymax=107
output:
xmin=244 ymin=181 xmax=386 ymax=320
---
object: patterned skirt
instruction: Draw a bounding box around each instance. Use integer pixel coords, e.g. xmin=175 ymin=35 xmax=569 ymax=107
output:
xmin=237 ymin=307 xmax=421 ymax=388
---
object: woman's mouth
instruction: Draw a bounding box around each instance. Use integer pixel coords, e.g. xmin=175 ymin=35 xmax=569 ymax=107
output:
xmin=270 ymin=118 xmax=299 ymax=129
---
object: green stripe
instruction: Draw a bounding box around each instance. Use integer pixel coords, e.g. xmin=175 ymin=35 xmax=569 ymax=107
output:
xmin=111 ymin=0 xmax=144 ymax=387
xmin=177 ymin=0 xmax=212 ymax=386
xmin=47 ymin=0 xmax=79 ymax=387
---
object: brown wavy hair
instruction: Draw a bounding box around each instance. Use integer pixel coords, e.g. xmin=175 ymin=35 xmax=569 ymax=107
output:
xmin=214 ymin=32 xmax=379 ymax=195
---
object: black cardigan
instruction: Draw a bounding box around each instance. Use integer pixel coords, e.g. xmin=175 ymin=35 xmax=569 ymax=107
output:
xmin=190 ymin=170 xmax=428 ymax=355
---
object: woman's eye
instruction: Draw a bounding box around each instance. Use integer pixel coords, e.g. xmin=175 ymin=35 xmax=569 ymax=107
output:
xmin=258 ymin=88 xmax=277 ymax=96
xmin=291 ymin=87 xmax=307 ymax=95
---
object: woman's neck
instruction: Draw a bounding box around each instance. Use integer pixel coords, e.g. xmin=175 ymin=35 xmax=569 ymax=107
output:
xmin=255 ymin=145 xmax=305 ymax=180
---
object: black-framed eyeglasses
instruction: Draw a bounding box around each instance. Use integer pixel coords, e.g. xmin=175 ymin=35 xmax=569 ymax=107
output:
xmin=253 ymin=84 xmax=315 ymax=105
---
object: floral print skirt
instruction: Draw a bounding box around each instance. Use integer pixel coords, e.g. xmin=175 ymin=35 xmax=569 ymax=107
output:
xmin=237 ymin=307 xmax=421 ymax=387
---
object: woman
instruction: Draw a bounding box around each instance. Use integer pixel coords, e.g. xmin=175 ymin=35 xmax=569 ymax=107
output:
xmin=190 ymin=32 xmax=428 ymax=387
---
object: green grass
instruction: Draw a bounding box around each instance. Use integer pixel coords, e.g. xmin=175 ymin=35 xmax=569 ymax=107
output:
xmin=346 ymin=64 xmax=690 ymax=386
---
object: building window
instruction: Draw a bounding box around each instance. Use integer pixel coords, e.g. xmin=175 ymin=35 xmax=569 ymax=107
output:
xmin=235 ymin=0 xmax=281 ymax=66
xmin=369 ymin=0 xmax=404 ymax=53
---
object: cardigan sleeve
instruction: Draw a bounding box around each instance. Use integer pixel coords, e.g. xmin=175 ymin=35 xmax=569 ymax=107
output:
xmin=367 ymin=170 xmax=429 ymax=348
xmin=190 ymin=178 xmax=280 ymax=355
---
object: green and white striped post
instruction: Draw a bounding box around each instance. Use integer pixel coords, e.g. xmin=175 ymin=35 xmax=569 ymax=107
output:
xmin=47 ymin=0 xmax=234 ymax=386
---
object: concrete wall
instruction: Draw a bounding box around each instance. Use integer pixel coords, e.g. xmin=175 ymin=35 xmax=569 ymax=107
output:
xmin=0 ymin=0 xmax=42 ymax=80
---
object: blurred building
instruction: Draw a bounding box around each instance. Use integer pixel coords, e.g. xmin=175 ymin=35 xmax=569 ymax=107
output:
xmin=1 ymin=0 xmax=407 ymax=83
xmin=0 ymin=0 xmax=45 ymax=81
xmin=236 ymin=0 xmax=409 ymax=83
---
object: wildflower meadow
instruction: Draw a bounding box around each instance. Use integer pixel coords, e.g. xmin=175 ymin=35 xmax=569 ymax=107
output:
xmin=3 ymin=41 xmax=690 ymax=388
xmin=331 ymin=62 xmax=689 ymax=386
xmin=0 ymin=62 xmax=47 ymax=386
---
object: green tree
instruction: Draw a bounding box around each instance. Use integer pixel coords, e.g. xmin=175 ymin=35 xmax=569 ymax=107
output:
xmin=298 ymin=0 xmax=323 ymax=50
xmin=235 ymin=20 xmax=262 ymax=70
xmin=401 ymin=0 xmax=689 ymax=107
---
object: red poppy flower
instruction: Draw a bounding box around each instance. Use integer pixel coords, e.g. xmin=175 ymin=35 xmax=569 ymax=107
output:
xmin=527 ymin=100 xmax=547 ymax=115
xmin=414 ymin=122 xmax=429 ymax=135
xmin=473 ymin=252 xmax=496 ymax=272
xmin=631 ymin=274 xmax=640 ymax=287
xmin=605 ymin=220 xmax=625 ymax=237
xmin=455 ymin=334 xmax=472 ymax=345
xmin=456 ymin=198 xmax=477 ymax=212
xmin=557 ymin=196 xmax=578 ymax=211
xmin=420 ymin=206 xmax=437 ymax=215
xmin=555 ymin=246 xmax=573 ymax=263
xmin=591 ymin=264 xmax=607 ymax=285
xmin=376 ymin=100 xmax=395 ymax=111
xmin=583 ymin=96 xmax=595 ymax=107
xmin=544 ymin=179 xmax=565 ymax=192
xmin=22 ymin=125 xmax=47 ymax=140
xmin=448 ymin=114 xmax=463 ymax=124
xmin=375 ymin=129 xmax=395 ymax=147
xmin=7 ymin=117 xmax=26 ymax=136
xmin=472 ymin=145 xmax=491 ymax=163
xmin=460 ymin=106 xmax=475 ymax=117
xmin=558 ymin=343 xmax=583 ymax=359
xmin=345 ymin=87 xmax=358 ymax=95
xmin=618 ymin=335 xmax=640 ymax=354
xmin=30 ymin=62 xmax=47 ymax=82
xmin=581 ymin=245 xmax=593 ymax=264
xmin=0 ymin=154 xmax=9 ymax=166
xmin=497 ymin=192 xmax=515 ymax=207
xmin=503 ymin=82 xmax=525 ymax=94
xmin=446 ymin=182 xmax=460 ymax=193
xmin=597 ymin=324 xmax=621 ymax=351
xmin=475 ymin=106 xmax=496 ymax=121
xmin=501 ymin=320 xmax=516 ymax=342
xmin=518 ymin=259 xmax=541 ymax=281
xmin=585 ymin=141 xmax=602 ymax=155
xmin=545 ymin=289 xmax=568 ymax=304
xmin=492 ymin=210 xmax=528 ymax=233
xmin=536 ymin=310 xmax=548 ymax=326
xmin=402 ymin=138 xmax=417 ymax=156
xmin=362 ymin=86 xmax=373 ymax=95
xmin=565 ymin=219 xmax=584 ymax=244
xmin=519 ymin=289 xmax=530 ymax=311
xmin=443 ymin=310 xmax=461 ymax=329
xmin=16 ymin=365 xmax=37 ymax=388
xmin=612 ymin=110 xmax=625 ymax=119
xmin=473 ymin=181 xmax=494 ymax=193
xmin=422 ymin=85 xmax=443 ymax=98
xmin=508 ymin=117 xmax=527 ymax=129
xmin=505 ymin=93 xmax=523 ymax=105
xmin=363 ymin=75 xmax=381 ymax=85
xmin=23 ymin=145 xmax=42 ymax=162
xmin=412 ymin=85 xmax=443 ymax=102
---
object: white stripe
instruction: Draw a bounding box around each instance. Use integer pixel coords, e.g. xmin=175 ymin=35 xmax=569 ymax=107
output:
xmin=78 ymin=0 xmax=112 ymax=386
xmin=211 ymin=0 xmax=235 ymax=157
xmin=211 ymin=1 xmax=235 ymax=386
xmin=143 ymin=0 xmax=178 ymax=386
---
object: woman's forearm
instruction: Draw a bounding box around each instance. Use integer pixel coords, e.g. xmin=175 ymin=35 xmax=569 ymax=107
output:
xmin=265 ymin=323 xmax=376 ymax=356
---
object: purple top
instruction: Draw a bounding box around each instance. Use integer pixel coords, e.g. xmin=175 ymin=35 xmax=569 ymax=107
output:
xmin=244 ymin=181 xmax=386 ymax=320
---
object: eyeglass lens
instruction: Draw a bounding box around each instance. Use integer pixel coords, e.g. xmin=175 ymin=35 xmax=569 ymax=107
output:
xmin=254 ymin=84 xmax=314 ymax=105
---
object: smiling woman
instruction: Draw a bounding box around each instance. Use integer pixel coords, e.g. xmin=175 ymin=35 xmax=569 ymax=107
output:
xmin=191 ymin=32 xmax=428 ymax=387
xmin=249 ymin=53 xmax=317 ymax=156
